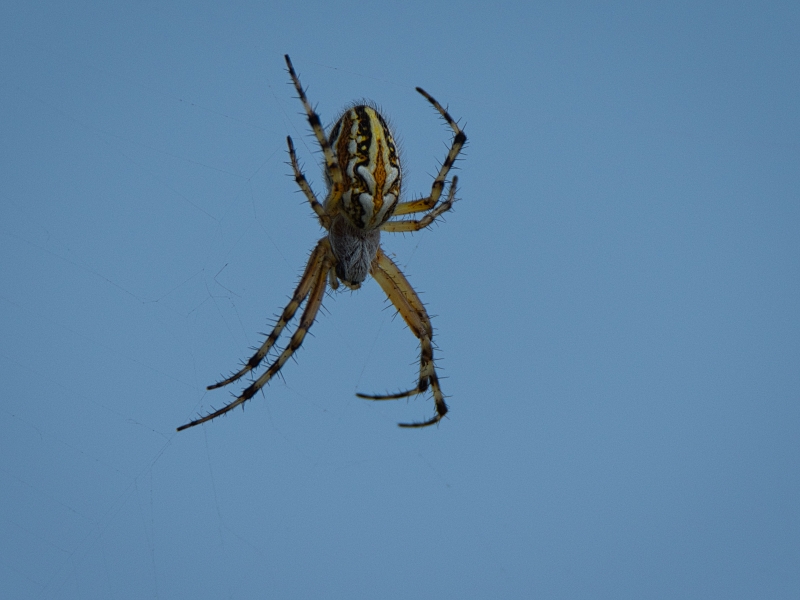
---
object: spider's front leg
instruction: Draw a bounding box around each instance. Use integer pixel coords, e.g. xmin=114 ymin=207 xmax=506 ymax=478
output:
xmin=177 ymin=239 xmax=333 ymax=431
xmin=357 ymin=247 xmax=448 ymax=428
xmin=204 ymin=237 xmax=330 ymax=392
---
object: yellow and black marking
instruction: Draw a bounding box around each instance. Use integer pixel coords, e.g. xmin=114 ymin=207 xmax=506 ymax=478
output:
xmin=329 ymin=105 xmax=402 ymax=230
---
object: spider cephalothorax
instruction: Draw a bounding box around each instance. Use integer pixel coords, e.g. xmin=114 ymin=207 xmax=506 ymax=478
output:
xmin=178 ymin=55 xmax=466 ymax=431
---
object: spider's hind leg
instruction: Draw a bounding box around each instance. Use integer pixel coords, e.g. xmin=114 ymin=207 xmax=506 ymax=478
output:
xmin=284 ymin=55 xmax=345 ymax=211
xmin=380 ymin=176 xmax=458 ymax=233
xmin=357 ymin=247 xmax=448 ymax=428
xmin=384 ymin=87 xmax=466 ymax=219
xmin=287 ymin=136 xmax=330 ymax=229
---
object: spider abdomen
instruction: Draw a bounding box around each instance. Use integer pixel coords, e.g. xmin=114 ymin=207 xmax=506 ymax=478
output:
xmin=329 ymin=215 xmax=380 ymax=289
xmin=328 ymin=105 xmax=402 ymax=231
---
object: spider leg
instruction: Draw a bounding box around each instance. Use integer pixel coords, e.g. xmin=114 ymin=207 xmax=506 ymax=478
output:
xmin=380 ymin=176 xmax=457 ymax=233
xmin=178 ymin=239 xmax=332 ymax=431
xmin=205 ymin=238 xmax=330 ymax=391
xmin=389 ymin=88 xmax=466 ymax=218
xmin=287 ymin=136 xmax=330 ymax=229
xmin=357 ymin=247 xmax=447 ymax=428
xmin=284 ymin=55 xmax=345 ymax=211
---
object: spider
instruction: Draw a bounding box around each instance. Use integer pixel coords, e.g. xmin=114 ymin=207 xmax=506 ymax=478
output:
xmin=178 ymin=55 xmax=466 ymax=431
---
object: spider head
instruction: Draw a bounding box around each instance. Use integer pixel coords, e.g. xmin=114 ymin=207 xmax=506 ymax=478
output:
xmin=329 ymin=216 xmax=381 ymax=289
xmin=326 ymin=104 xmax=402 ymax=231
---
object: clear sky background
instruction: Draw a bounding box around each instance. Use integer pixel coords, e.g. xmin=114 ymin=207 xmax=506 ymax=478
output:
xmin=2 ymin=1 xmax=798 ymax=598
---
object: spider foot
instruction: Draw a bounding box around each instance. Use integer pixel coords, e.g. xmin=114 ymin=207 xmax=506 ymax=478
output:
xmin=207 ymin=373 xmax=243 ymax=391
xmin=357 ymin=381 xmax=448 ymax=428
xmin=356 ymin=383 xmax=428 ymax=401
xmin=398 ymin=410 xmax=446 ymax=428
xmin=207 ymin=380 xmax=228 ymax=391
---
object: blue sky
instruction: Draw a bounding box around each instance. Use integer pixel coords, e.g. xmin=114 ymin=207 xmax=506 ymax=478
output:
xmin=2 ymin=1 xmax=799 ymax=598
